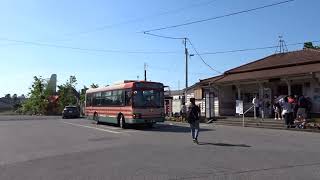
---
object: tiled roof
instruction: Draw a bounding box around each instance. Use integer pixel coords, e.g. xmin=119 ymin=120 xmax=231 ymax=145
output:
xmin=216 ymin=63 xmax=320 ymax=83
xmin=201 ymin=49 xmax=320 ymax=84
xmin=225 ymin=49 xmax=320 ymax=74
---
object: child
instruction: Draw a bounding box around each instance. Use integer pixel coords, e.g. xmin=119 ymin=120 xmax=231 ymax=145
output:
xmin=273 ymin=102 xmax=281 ymax=120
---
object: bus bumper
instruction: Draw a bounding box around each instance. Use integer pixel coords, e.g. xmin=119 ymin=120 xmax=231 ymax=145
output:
xmin=126 ymin=117 xmax=165 ymax=124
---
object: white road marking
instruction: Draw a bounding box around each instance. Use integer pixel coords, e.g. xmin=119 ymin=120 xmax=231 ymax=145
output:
xmin=62 ymin=121 xmax=122 ymax=134
xmin=96 ymin=125 xmax=119 ymax=130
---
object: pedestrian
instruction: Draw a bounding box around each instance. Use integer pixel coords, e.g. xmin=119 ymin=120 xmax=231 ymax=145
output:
xmin=273 ymin=101 xmax=281 ymax=120
xmin=297 ymin=95 xmax=308 ymax=119
xmin=306 ymin=97 xmax=312 ymax=119
xmin=292 ymin=95 xmax=299 ymax=120
xmin=187 ymin=98 xmax=201 ymax=144
xmin=252 ymin=95 xmax=260 ymax=118
xmin=281 ymin=96 xmax=293 ymax=128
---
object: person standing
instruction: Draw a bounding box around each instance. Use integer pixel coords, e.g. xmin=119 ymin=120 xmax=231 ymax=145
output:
xmin=297 ymin=95 xmax=307 ymax=119
xmin=273 ymin=101 xmax=281 ymax=120
xmin=252 ymin=95 xmax=260 ymax=118
xmin=281 ymin=96 xmax=293 ymax=128
xmin=187 ymin=98 xmax=201 ymax=144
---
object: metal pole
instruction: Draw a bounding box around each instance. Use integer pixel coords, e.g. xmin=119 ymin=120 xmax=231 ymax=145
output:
xmin=144 ymin=63 xmax=147 ymax=81
xmin=242 ymin=114 xmax=245 ymax=127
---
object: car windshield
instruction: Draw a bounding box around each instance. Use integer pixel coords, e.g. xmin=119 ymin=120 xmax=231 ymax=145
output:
xmin=133 ymin=90 xmax=163 ymax=107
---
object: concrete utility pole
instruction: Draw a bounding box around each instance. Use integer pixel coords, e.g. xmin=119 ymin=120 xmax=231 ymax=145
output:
xmin=144 ymin=63 xmax=147 ymax=81
xmin=184 ymin=38 xmax=188 ymax=105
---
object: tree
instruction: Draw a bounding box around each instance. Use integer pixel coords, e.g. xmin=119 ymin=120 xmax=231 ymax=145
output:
xmin=12 ymin=94 xmax=18 ymax=103
xmin=304 ymin=42 xmax=314 ymax=49
xmin=80 ymin=86 xmax=89 ymax=104
xmin=90 ymin=83 xmax=99 ymax=88
xmin=304 ymin=42 xmax=320 ymax=49
xmin=4 ymin=94 xmax=11 ymax=99
xmin=57 ymin=76 xmax=78 ymax=111
xmin=20 ymin=76 xmax=49 ymax=115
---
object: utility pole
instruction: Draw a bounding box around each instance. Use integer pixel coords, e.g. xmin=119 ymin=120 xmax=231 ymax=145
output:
xmin=144 ymin=63 xmax=147 ymax=81
xmin=184 ymin=38 xmax=188 ymax=105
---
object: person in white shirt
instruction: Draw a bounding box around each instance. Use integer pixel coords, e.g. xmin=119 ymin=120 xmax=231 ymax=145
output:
xmin=252 ymin=95 xmax=260 ymax=117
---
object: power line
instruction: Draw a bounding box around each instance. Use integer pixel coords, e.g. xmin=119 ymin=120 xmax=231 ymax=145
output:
xmin=187 ymin=39 xmax=222 ymax=74
xmin=143 ymin=32 xmax=185 ymax=40
xmin=0 ymin=37 xmax=180 ymax=55
xmin=62 ymin=0 xmax=218 ymax=37
xmin=199 ymin=40 xmax=320 ymax=55
xmin=1 ymin=36 xmax=318 ymax=56
xmin=142 ymin=0 xmax=294 ymax=33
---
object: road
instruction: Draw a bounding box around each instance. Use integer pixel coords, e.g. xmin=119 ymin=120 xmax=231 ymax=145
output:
xmin=0 ymin=115 xmax=320 ymax=180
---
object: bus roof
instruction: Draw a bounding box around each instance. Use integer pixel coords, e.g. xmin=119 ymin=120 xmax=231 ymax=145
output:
xmin=86 ymin=81 xmax=163 ymax=93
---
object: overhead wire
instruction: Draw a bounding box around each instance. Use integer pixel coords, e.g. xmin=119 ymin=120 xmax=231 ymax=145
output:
xmin=199 ymin=40 xmax=320 ymax=55
xmin=0 ymin=37 xmax=180 ymax=55
xmin=187 ymin=39 xmax=222 ymax=74
xmin=0 ymin=37 xmax=318 ymax=56
xmin=142 ymin=0 xmax=294 ymax=33
xmin=62 ymin=0 xmax=218 ymax=37
xmin=143 ymin=32 xmax=185 ymax=40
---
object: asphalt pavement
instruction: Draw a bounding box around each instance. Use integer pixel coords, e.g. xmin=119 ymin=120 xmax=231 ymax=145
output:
xmin=0 ymin=116 xmax=320 ymax=180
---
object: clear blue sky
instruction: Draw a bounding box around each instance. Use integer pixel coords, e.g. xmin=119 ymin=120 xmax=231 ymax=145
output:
xmin=0 ymin=0 xmax=319 ymax=96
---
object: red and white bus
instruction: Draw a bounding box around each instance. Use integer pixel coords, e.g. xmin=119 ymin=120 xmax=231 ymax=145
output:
xmin=85 ymin=81 xmax=165 ymax=128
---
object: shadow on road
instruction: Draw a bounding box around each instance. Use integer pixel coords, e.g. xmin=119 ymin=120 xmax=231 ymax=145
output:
xmin=198 ymin=142 xmax=251 ymax=147
xmin=144 ymin=124 xmax=213 ymax=133
xmin=95 ymin=122 xmax=213 ymax=133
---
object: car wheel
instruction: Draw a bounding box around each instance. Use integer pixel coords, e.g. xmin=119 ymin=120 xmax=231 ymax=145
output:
xmin=119 ymin=115 xmax=126 ymax=129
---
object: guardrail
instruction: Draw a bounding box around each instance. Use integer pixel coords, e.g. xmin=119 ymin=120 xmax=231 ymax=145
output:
xmin=242 ymin=105 xmax=255 ymax=127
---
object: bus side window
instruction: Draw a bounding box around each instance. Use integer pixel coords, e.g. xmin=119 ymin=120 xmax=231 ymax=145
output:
xmin=125 ymin=90 xmax=132 ymax=106
xmin=86 ymin=93 xmax=91 ymax=106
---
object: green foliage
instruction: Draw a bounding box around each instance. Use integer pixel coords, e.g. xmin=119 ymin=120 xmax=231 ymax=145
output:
xmin=90 ymin=83 xmax=99 ymax=88
xmin=80 ymin=86 xmax=89 ymax=104
xmin=20 ymin=76 xmax=49 ymax=115
xmin=4 ymin=94 xmax=11 ymax=99
xmin=304 ymin=42 xmax=314 ymax=49
xmin=304 ymin=42 xmax=320 ymax=49
xmin=57 ymin=76 xmax=78 ymax=111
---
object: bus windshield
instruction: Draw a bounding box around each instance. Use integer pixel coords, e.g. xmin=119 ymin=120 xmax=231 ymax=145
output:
xmin=133 ymin=90 xmax=164 ymax=108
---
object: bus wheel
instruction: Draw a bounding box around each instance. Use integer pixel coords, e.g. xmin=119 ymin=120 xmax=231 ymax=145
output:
xmin=94 ymin=112 xmax=100 ymax=124
xmin=119 ymin=115 xmax=126 ymax=129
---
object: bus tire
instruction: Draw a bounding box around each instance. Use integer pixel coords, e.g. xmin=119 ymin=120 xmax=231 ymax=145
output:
xmin=93 ymin=112 xmax=100 ymax=124
xmin=118 ymin=114 xmax=126 ymax=129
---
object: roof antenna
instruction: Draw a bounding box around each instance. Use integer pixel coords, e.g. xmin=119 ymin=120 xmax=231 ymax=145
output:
xmin=275 ymin=36 xmax=288 ymax=54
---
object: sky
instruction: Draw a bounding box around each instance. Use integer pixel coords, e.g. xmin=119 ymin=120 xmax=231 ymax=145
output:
xmin=0 ymin=0 xmax=319 ymax=96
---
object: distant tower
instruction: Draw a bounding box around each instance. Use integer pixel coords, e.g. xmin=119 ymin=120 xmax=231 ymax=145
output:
xmin=275 ymin=36 xmax=288 ymax=54
xmin=47 ymin=74 xmax=57 ymax=95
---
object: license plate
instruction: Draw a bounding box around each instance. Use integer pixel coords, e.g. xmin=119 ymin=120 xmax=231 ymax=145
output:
xmin=69 ymin=111 xmax=73 ymax=113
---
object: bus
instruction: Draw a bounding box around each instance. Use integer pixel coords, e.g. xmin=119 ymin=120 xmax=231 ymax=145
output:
xmin=85 ymin=80 xmax=165 ymax=128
